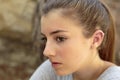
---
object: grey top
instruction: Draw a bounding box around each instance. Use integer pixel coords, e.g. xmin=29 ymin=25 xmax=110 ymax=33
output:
xmin=29 ymin=60 xmax=120 ymax=80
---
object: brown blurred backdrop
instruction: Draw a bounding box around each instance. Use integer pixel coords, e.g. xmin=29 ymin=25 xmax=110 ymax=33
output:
xmin=0 ymin=0 xmax=120 ymax=80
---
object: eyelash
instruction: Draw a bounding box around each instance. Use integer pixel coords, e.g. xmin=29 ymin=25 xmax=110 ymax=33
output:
xmin=40 ymin=36 xmax=68 ymax=43
xmin=41 ymin=37 xmax=47 ymax=42
xmin=55 ymin=36 xmax=67 ymax=43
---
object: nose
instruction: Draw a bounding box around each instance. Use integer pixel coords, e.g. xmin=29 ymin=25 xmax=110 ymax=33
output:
xmin=43 ymin=41 xmax=56 ymax=57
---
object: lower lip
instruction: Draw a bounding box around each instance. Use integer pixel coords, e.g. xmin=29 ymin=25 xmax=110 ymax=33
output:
xmin=52 ymin=63 xmax=62 ymax=68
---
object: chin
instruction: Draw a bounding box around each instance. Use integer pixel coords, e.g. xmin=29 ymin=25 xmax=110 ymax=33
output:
xmin=55 ymin=70 xmax=71 ymax=76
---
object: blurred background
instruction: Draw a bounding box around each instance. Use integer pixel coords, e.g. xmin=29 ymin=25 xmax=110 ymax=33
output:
xmin=0 ymin=0 xmax=120 ymax=80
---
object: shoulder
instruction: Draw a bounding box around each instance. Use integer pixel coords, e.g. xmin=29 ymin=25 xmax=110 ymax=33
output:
xmin=29 ymin=59 xmax=57 ymax=80
xmin=97 ymin=66 xmax=120 ymax=80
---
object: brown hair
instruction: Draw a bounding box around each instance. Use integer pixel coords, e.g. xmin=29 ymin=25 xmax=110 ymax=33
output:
xmin=34 ymin=0 xmax=115 ymax=62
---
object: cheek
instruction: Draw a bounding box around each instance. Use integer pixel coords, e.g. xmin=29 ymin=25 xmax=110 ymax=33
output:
xmin=58 ymin=42 xmax=85 ymax=60
xmin=55 ymin=41 xmax=92 ymax=75
xmin=57 ymin=39 xmax=91 ymax=64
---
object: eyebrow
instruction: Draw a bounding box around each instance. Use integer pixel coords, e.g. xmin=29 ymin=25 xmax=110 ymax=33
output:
xmin=50 ymin=30 xmax=68 ymax=35
xmin=41 ymin=30 xmax=68 ymax=36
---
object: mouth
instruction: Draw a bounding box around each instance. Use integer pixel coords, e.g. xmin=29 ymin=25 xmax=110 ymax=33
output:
xmin=51 ymin=62 xmax=62 ymax=68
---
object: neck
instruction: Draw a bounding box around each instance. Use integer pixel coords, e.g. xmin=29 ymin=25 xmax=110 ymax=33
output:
xmin=73 ymin=51 xmax=114 ymax=80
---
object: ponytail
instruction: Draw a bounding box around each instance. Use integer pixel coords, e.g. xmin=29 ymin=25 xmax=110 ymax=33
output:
xmin=99 ymin=2 xmax=115 ymax=62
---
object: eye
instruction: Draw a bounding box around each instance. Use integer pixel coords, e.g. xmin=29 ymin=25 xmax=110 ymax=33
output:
xmin=55 ymin=36 xmax=67 ymax=43
xmin=41 ymin=36 xmax=47 ymax=42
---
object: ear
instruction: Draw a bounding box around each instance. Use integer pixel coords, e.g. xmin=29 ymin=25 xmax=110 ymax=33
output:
xmin=91 ymin=30 xmax=104 ymax=48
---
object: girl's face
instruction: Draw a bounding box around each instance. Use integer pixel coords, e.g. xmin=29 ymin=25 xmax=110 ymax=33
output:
xmin=41 ymin=10 xmax=95 ymax=76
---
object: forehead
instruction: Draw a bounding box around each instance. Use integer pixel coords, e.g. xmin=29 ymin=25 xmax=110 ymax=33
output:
xmin=41 ymin=9 xmax=82 ymax=33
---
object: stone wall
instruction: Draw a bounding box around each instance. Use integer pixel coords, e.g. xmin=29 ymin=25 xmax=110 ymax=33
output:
xmin=0 ymin=0 xmax=120 ymax=80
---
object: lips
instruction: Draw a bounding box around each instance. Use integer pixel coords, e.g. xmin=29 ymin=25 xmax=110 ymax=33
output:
xmin=51 ymin=62 xmax=62 ymax=68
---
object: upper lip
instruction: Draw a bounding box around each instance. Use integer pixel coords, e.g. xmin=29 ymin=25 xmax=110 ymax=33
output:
xmin=52 ymin=62 xmax=61 ymax=64
xmin=50 ymin=60 xmax=62 ymax=64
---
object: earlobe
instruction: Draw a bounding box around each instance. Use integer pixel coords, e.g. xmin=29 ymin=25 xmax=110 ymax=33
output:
xmin=92 ymin=30 xmax=104 ymax=48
